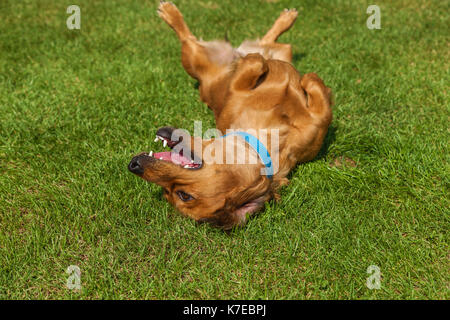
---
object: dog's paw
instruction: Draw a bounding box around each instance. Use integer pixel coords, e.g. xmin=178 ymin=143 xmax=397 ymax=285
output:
xmin=157 ymin=1 xmax=183 ymax=26
xmin=278 ymin=8 xmax=298 ymax=27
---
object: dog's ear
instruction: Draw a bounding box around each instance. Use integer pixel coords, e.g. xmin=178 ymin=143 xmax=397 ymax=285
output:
xmin=300 ymin=73 xmax=333 ymax=115
xmin=199 ymin=176 xmax=272 ymax=230
xmin=231 ymin=53 xmax=269 ymax=91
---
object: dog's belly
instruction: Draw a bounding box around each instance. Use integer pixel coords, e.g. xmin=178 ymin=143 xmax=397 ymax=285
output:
xmin=236 ymin=40 xmax=269 ymax=58
xmin=201 ymin=40 xmax=277 ymax=66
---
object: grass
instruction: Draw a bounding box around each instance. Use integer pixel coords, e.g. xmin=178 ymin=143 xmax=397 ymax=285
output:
xmin=0 ymin=0 xmax=448 ymax=299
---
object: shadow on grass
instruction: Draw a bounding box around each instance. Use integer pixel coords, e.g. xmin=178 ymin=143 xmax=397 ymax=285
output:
xmin=292 ymin=52 xmax=307 ymax=63
xmin=193 ymin=81 xmax=200 ymax=90
xmin=283 ymin=124 xmax=337 ymax=183
xmin=315 ymin=124 xmax=337 ymax=161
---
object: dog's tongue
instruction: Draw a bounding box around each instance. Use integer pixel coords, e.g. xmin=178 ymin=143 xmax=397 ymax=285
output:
xmin=153 ymin=151 xmax=192 ymax=166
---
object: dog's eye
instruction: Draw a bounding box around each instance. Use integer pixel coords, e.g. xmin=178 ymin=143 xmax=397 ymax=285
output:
xmin=176 ymin=191 xmax=194 ymax=202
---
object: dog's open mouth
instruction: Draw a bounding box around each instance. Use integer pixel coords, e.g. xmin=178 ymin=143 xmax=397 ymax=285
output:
xmin=148 ymin=127 xmax=201 ymax=169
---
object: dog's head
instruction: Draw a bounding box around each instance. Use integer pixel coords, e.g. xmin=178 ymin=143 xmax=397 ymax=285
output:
xmin=128 ymin=127 xmax=273 ymax=229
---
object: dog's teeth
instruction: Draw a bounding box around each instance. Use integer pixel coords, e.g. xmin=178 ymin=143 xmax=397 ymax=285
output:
xmin=183 ymin=165 xmax=190 ymax=168
xmin=159 ymin=157 xmax=163 ymax=160
xmin=154 ymin=137 xmax=159 ymax=142
xmin=163 ymin=140 xmax=168 ymax=148
xmin=149 ymin=151 xmax=153 ymax=157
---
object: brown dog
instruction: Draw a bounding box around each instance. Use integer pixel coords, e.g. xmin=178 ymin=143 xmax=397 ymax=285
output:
xmin=128 ymin=2 xmax=332 ymax=229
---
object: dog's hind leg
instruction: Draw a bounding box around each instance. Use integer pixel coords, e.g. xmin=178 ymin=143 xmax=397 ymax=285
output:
xmin=158 ymin=2 xmax=230 ymax=82
xmin=257 ymin=9 xmax=298 ymax=63
xmin=157 ymin=1 xmax=195 ymax=41
xmin=260 ymin=9 xmax=298 ymax=45
xmin=157 ymin=2 xmax=234 ymax=117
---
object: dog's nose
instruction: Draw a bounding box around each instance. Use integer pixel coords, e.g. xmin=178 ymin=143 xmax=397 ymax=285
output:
xmin=128 ymin=156 xmax=145 ymax=175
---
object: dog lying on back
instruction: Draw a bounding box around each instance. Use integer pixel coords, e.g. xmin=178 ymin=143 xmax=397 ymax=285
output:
xmin=128 ymin=2 xmax=332 ymax=229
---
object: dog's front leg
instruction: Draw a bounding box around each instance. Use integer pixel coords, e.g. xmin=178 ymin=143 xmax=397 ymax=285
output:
xmin=229 ymin=53 xmax=269 ymax=91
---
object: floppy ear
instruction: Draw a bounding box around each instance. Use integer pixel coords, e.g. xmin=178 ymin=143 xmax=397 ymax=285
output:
xmin=200 ymin=176 xmax=272 ymax=229
xmin=231 ymin=53 xmax=269 ymax=91
xmin=300 ymin=73 xmax=333 ymax=115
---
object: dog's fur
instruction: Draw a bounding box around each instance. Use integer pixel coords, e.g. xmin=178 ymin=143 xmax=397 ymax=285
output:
xmin=129 ymin=2 xmax=332 ymax=229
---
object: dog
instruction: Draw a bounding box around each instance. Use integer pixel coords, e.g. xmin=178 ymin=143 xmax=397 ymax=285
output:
xmin=128 ymin=2 xmax=332 ymax=229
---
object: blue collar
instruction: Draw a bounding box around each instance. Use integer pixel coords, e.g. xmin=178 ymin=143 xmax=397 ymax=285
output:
xmin=221 ymin=131 xmax=274 ymax=179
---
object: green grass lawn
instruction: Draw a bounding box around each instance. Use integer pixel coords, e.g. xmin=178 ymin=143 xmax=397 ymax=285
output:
xmin=0 ymin=0 xmax=448 ymax=299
